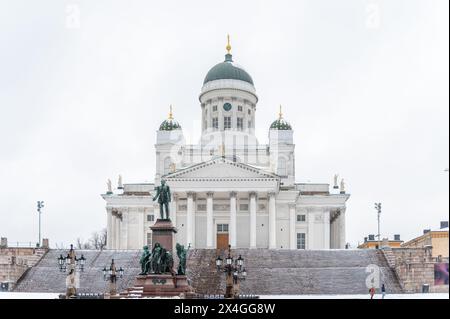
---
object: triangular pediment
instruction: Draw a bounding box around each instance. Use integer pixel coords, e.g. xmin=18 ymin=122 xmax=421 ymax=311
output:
xmin=164 ymin=157 xmax=279 ymax=180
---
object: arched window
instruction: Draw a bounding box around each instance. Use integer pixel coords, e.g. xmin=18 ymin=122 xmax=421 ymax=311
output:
xmin=278 ymin=157 xmax=287 ymax=177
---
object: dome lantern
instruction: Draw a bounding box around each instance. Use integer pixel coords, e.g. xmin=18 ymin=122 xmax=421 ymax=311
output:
xmin=159 ymin=105 xmax=182 ymax=131
xmin=270 ymin=105 xmax=292 ymax=130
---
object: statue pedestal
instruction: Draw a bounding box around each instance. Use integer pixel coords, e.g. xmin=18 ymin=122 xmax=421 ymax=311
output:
xmin=150 ymin=219 xmax=177 ymax=252
xmin=124 ymin=274 xmax=192 ymax=297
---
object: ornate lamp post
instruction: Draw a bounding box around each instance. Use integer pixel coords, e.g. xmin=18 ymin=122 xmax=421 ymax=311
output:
xmin=216 ymin=245 xmax=247 ymax=299
xmin=102 ymin=259 xmax=124 ymax=296
xmin=57 ymin=244 xmax=86 ymax=272
xmin=56 ymin=244 xmax=86 ymax=298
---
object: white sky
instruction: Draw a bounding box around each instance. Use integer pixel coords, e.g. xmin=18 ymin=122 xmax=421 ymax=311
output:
xmin=0 ymin=0 xmax=448 ymax=248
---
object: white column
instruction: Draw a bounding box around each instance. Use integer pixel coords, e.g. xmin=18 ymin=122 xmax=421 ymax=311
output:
xmin=323 ymin=211 xmax=330 ymax=249
xmin=339 ymin=209 xmax=346 ymax=248
xmin=138 ymin=209 xmax=145 ymax=248
xmin=186 ymin=192 xmax=194 ymax=248
xmin=289 ymin=204 xmax=296 ymax=250
xmin=268 ymin=192 xmax=277 ymax=249
xmin=249 ymin=192 xmax=257 ymax=248
xmin=171 ymin=194 xmax=177 ymax=227
xmin=308 ymin=210 xmax=314 ymax=249
xmin=111 ymin=211 xmax=116 ymax=249
xmin=106 ymin=208 xmax=113 ymax=249
xmin=206 ymin=192 xmax=214 ymax=248
xmin=115 ymin=213 xmax=118 ymax=249
xmin=229 ymin=191 xmax=237 ymax=248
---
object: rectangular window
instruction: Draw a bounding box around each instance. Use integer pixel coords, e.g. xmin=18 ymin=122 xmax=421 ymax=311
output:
xmin=212 ymin=117 xmax=218 ymax=129
xmin=224 ymin=117 xmax=231 ymax=129
xmin=297 ymin=233 xmax=306 ymax=249
xmin=239 ymin=204 xmax=249 ymax=211
xmin=248 ymin=109 xmax=251 ymax=115
xmin=213 ymin=105 xmax=218 ymax=112
xmin=297 ymin=214 xmax=306 ymax=222
xmin=248 ymin=121 xmax=252 ymax=129
xmin=147 ymin=232 xmax=152 ymax=247
xmin=147 ymin=214 xmax=155 ymax=222
xmin=217 ymin=224 xmax=229 ymax=233
xmin=238 ymin=105 xmax=243 ymax=112
xmin=237 ymin=118 xmax=243 ymax=130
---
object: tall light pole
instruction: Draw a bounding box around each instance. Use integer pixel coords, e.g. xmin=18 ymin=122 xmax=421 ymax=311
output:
xmin=374 ymin=202 xmax=381 ymax=249
xmin=37 ymin=201 xmax=44 ymax=247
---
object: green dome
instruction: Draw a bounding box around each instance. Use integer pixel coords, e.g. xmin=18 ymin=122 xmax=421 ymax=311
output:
xmin=159 ymin=118 xmax=181 ymax=131
xmin=203 ymin=54 xmax=254 ymax=85
xmin=270 ymin=118 xmax=292 ymax=130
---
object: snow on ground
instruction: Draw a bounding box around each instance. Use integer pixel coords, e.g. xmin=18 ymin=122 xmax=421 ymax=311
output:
xmin=1 ymin=292 xmax=448 ymax=299
xmin=260 ymin=293 xmax=449 ymax=299
xmin=0 ymin=292 xmax=61 ymax=299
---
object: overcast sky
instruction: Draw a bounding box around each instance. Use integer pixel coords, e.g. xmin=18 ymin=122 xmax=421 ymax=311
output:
xmin=0 ymin=0 xmax=448 ymax=248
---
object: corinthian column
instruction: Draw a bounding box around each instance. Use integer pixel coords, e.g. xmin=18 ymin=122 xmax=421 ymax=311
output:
xmin=206 ymin=192 xmax=214 ymax=248
xmin=186 ymin=192 xmax=195 ymax=248
xmin=268 ymin=192 xmax=277 ymax=249
xmin=249 ymin=192 xmax=257 ymax=248
xmin=229 ymin=191 xmax=237 ymax=248
xmin=289 ymin=204 xmax=296 ymax=250
xmin=339 ymin=208 xmax=346 ymax=248
xmin=106 ymin=208 xmax=113 ymax=249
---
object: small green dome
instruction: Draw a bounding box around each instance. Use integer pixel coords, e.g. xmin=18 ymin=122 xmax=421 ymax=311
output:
xmin=203 ymin=54 xmax=254 ymax=85
xmin=159 ymin=118 xmax=181 ymax=131
xmin=270 ymin=118 xmax=292 ymax=130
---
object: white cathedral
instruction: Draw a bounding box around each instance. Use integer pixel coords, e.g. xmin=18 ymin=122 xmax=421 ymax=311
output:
xmin=102 ymin=39 xmax=350 ymax=251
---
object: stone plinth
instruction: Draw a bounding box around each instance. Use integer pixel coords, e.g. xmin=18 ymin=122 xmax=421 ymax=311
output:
xmin=150 ymin=219 xmax=177 ymax=251
xmin=124 ymin=274 xmax=193 ymax=297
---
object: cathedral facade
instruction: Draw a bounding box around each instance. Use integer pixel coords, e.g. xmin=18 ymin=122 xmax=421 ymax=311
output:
xmin=102 ymin=41 xmax=349 ymax=251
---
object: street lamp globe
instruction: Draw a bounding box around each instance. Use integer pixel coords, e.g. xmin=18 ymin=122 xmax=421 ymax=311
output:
xmin=226 ymin=255 xmax=233 ymax=266
xmin=215 ymin=256 xmax=223 ymax=268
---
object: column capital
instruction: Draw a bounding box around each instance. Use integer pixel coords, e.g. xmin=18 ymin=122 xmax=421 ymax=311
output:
xmin=187 ymin=191 xmax=196 ymax=199
xmin=206 ymin=191 xmax=214 ymax=198
xmin=172 ymin=193 xmax=179 ymax=200
xmin=249 ymin=191 xmax=257 ymax=198
xmin=268 ymin=191 xmax=277 ymax=198
xmin=229 ymin=191 xmax=237 ymax=198
xmin=288 ymin=203 xmax=296 ymax=210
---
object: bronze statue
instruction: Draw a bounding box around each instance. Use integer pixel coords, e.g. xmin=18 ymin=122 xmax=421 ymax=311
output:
xmin=153 ymin=180 xmax=171 ymax=220
xmin=139 ymin=243 xmax=174 ymax=275
xmin=139 ymin=246 xmax=151 ymax=275
xmin=176 ymin=243 xmax=188 ymax=275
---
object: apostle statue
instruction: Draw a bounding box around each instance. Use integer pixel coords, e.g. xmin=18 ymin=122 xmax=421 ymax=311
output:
xmin=107 ymin=179 xmax=112 ymax=194
xmin=153 ymin=179 xmax=171 ymax=220
xmin=340 ymin=178 xmax=345 ymax=193
xmin=118 ymin=175 xmax=123 ymax=189
xmin=333 ymin=174 xmax=339 ymax=189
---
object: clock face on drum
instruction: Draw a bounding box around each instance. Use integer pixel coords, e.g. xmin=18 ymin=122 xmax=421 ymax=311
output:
xmin=223 ymin=103 xmax=232 ymax=111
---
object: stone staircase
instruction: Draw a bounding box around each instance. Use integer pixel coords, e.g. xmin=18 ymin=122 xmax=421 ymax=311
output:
xmin=14 ymin=250 xmax=141 ymax=294
xmin=186 ymin=249 xmax=404 ymax=295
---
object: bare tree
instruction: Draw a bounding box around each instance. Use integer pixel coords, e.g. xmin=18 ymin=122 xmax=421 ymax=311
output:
xmin=76 ymin=238 xmax=83 ymax=249
xmin=89 ymin=228 xmax=107 ymax=250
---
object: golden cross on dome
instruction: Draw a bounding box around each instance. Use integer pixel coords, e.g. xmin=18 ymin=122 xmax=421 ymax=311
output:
xmin=168 ymin=105 xmax=173 ymax=120
xmin=279 ymin=105 xmax=283 ymax=119
xmin=226 ymin=34 xmax=231 ymax=54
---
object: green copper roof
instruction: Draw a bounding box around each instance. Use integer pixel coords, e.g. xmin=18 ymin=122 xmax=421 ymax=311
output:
xmin=203 ymin=54 xmax=254 ymax=85
xmin=270 ymin=118 xmax=292 ymax=130
xmin=159 ymin=118 xmax=181 ymax=131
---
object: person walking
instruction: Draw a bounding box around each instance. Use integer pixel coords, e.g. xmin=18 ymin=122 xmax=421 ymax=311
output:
xmin=381 ymin=284 xmax=386 ymax=299
xmin=369 ymin=286 xmax=376 ymax=299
